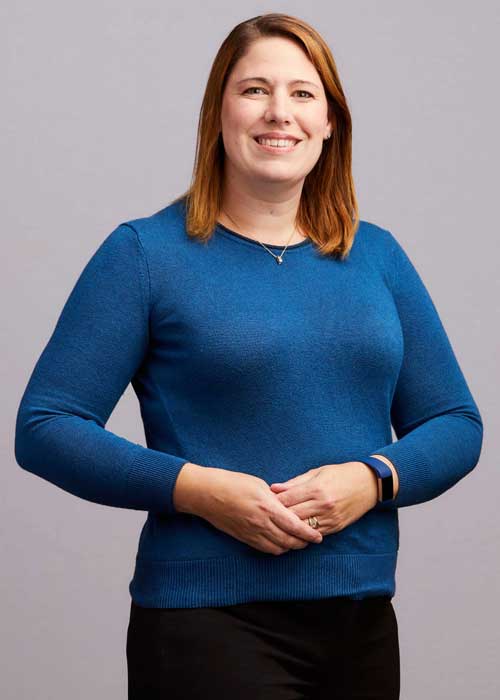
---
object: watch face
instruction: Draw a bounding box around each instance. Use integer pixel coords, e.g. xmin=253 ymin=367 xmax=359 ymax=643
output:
xmin=381 ymin=475 xmax=394 ymax=501
xmin=363 ymin=458 xmax=394 ymax=502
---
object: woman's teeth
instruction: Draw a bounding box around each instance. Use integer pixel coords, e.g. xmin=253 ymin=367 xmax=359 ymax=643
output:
xmin=256 ymin=138 xmax=298 ymax=147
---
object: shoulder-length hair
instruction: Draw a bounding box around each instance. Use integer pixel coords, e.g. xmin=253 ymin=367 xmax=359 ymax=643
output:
xmin=171 ymin=12 xmax=359 ymax=260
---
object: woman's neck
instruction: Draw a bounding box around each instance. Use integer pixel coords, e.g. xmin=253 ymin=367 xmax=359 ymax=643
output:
xmin=217 ymin=208 xmax=307 ymax=247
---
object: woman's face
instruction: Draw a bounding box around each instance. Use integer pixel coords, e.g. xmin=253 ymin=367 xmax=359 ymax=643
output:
xmin=220 ymin=36 xmax=332 ymax=190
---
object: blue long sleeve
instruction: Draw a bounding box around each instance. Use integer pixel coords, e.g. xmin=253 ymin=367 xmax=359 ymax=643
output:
xmin=13 ymin=199 xmax=484 ymax=607
xmin=14 ymin=223 xmax=188 ymax=514
xmin=372 ymin=231 xmax=483 ymax=510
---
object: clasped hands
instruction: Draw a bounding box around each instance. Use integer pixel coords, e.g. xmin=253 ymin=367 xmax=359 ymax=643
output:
xmin=269 ymin=461 xmax=379 ymax=538
xmin=181 ymin=459 xmax=382 ymax=556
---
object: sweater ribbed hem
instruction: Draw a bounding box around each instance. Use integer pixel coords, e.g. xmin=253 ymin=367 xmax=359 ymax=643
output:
xmin=128 ymin=552 xmax=398 ymax=608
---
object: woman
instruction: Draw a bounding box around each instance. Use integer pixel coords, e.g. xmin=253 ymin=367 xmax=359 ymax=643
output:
xmin=15 ymin=12 xmax=483 ymax=699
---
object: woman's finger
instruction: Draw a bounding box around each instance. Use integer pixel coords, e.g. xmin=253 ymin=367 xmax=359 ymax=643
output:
xmin=270 ymin=471 xmax=314 ymax=490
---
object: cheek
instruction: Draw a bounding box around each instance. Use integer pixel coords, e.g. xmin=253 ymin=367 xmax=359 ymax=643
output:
xmin=220 ymin=129 xmax=248 ymax=167
xmin=224 ymin=119 xmax=251 ymax=151
xmin=225 ymin=101 xmax=255 ymax=129
xmin=303 ymin=106 xmax=330 ymax=134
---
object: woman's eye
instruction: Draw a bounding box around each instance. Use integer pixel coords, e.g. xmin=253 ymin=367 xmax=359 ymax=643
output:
xmin=243 ymin=87 xmax=313 ymax=98
xmin=243 ymin=87 xmax=266 ymax=95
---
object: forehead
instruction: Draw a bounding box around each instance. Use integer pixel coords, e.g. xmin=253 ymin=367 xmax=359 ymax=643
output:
xmin=231 ymin=36 xmax=319 ymax=80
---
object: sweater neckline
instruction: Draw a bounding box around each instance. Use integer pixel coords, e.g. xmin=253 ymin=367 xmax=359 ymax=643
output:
xmin=215 ymin=222 xmax=314 ymax=251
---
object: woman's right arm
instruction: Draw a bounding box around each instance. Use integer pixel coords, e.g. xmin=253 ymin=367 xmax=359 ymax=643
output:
xmin=14 ymin=223 xmax=189 ymax=516
xmin=14 ymin=222 xmax=322 ymax=553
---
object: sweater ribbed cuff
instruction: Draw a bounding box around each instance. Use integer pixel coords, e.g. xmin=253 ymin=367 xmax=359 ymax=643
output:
xmin=371 ymin=441 xmax=431 ymax=510
xmin=126 ymin=447 xmax=189 ymax=515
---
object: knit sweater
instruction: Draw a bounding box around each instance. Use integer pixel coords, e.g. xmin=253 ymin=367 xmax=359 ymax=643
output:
xmin=14 ymin=197 xmax=483 ymax=607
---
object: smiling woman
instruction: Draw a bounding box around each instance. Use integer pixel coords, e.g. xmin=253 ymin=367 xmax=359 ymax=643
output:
xmin=170 ymin=13 xmax=357 ymax=256
xmin=214 ymin=34 xmax=336 ymax=248
xmin=14 ymin=10 xmax=483 ymax=700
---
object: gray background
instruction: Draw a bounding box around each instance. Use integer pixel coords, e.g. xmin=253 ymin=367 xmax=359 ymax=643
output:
xmin=3 ymin=1 xmax=499 ymax=698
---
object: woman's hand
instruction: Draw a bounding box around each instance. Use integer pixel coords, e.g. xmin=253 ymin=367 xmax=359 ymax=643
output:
xmin=193 ymin=467 xmax=323 ymax=555
xmin=269 ymin=462 xmax=379 ymax=536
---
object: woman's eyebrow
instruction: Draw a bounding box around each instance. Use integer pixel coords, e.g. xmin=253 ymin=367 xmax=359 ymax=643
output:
xmin=236 ymin=76 xmax=320 ymax=89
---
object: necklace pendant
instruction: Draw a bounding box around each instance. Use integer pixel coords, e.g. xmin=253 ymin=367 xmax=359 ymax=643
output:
xmin=276 ymin=255 xmax=283 ymax=265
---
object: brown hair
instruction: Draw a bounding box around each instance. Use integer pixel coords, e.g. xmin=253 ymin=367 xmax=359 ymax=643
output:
xmin=170 ymin=12 xmax=360 ymax=259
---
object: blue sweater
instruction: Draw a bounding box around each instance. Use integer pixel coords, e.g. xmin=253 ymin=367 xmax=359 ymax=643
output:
xmin=14 ymin=198 xmax=483 ymax=607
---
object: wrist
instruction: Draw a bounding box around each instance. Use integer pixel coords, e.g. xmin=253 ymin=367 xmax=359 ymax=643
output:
xmin=370 ymin=454 xmax=399 ymax=498
xmin=173 ymin=462 xmax=212 ymax=515
xmin=356 ymin=461 xmax=380 ymax=506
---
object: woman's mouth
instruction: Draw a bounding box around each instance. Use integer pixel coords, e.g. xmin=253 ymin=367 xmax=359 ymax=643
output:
xmin=253 ymin=137 xmax=302 ymax=153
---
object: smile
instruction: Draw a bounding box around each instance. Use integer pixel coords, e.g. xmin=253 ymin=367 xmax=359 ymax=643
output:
xmin=253 ymin=137 xmax=301 ymax=153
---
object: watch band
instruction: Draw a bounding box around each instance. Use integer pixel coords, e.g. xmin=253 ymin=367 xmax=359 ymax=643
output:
xmin=359 ymin=456 xmax=394 ymax=502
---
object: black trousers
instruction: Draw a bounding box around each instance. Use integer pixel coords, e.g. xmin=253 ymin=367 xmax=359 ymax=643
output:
xmin=126 ymin=595 xmax=400 ymax=699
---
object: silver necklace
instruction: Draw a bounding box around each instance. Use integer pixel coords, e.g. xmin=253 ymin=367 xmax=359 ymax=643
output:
xmin=221 ymin=210 xmax=301 ymax=265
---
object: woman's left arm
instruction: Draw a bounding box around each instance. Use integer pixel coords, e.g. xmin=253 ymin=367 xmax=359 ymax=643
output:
xmin=371 ymin=230 xmax=483 ymax=511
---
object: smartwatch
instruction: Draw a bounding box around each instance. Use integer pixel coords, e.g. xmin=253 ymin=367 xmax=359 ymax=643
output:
xmin=359 ymin=456 xmax=395 ymax=502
